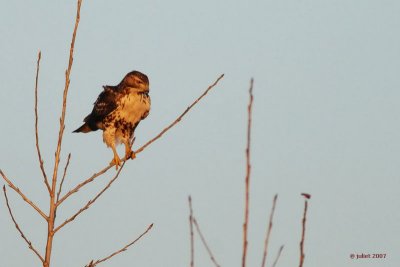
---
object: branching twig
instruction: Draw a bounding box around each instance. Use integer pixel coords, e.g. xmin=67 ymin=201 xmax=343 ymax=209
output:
xmin=44 ymin=1 xmax=83 ymax=266
xmin=85 ymin=223 xmax=153 ymax=267
xmin=299 ymin=194 xmax=310 ymax=267
xmin=57 ymin=74 xmax=224 ymax=206
xmin=51 ymin=0 xmax=82 ymax=188
xmin=193 ymin=218 xmax=221 ymax=267
xmin=242 ymin=78 xmax=254 ymax=267
xmin=2 ymin=186 xmax=45 ymax=263
xmin=135 ymin=74 xmax=224 ymax=155
xmin=56 ymin=153 xmax=71 ymax=202
xmin=188 ymin=196 xmax=195 ymax=267
xmin=261 ymin=194 xmax=278 ymax=267
xmin=34 ymin=51 xmax=51 ymax=194
xmin=56 ymin=164 xmax=113 ymax=206
xmin=271 ymin=245 xmax=284 ymax=267
xmin=54 ymin=162 xmax=125 ymax=233
xmin=0 ymin=170 xmax=47 ymax=220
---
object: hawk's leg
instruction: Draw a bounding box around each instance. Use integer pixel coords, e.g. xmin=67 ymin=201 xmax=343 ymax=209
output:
xmin=110 ymin=144 xmax=122 ymax=170
xmin=123 ymin=140 xmax=136 ymax=160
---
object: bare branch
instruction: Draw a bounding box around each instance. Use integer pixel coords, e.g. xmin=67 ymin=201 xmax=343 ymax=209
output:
xmin=51 ymin=0 xmax=82 ymax=192
xmin=56 ymin=164 xmax=113 ymax=206
xmin=34 ymin=51 xmax=51 ymax=194
xmin=135 ymin=73 xmax=224 ymax=155
xmin=58 ymin=74 xmax=224 ymax=206
xmin=44 ymin=1 xmax=83 ymax=266
xmin=85 ymin=223 xmax=153 ymax=267
xmin=0 ymin=170 xmax=48 ymax=220
xmin=242 ymin=78 xmax=254 ymax=267
xmin=56 ymin=153 xmax=71 ymax=202
xmin=193 ymin=218 xmax=221 ymax=267
xmin=188 ymin=196 xmax=195 ymax=267
xmin=54 ymin=162 xmax=125 ymax=233
xmin=261 ymin=194 xmax=278 ymax=267
xmin=299 ymin=194 xmax=310 ymax=267
xmin=271 ymin=245 xmax=284 ymax=267
xmin=2 ymin=186 xmax=45 ymax=263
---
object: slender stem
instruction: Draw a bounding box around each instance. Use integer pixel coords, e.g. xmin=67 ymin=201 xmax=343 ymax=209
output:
xmin=242 ymin=78 xmax=254 ymax=267
xmin=56 ymin=164 xmax=113 ymax=206
xmin=86 ymin=224 xmax=153 ymax=267
xmin=2 ymin=186 xmax=45 ymax=263
xmin=271 ymin=245 xmax=284 ymax=267
xmin=56 ymin=153 xmax=71 ymax=202
xmin=188 ymin=196 xmax=195 ymax=267
xmin=193 ymin=218 xmax=220 ymax=267
xmin=261 ymin=194 xmax=278 ymax=267
xmin=0 ymin=170 xmax=47 ymax=220
xmin=44 ymin=1 xmax=82 ymax=266
xmin=34 ymin=51 xmax=51 ymax=193
xmin=299 ymin=197 xmax=309 ymax=267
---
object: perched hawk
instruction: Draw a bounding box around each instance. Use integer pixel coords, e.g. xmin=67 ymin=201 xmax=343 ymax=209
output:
xmin=74 ymin=71 xmax=151 ymax=169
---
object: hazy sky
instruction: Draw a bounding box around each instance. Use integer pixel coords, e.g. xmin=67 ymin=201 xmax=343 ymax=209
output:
xmin=1 ymin=1 xmax=399 ymax=267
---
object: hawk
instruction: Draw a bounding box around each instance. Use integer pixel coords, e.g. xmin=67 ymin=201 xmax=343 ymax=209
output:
xmin=73 ymin=70 xmax=151 ymax=169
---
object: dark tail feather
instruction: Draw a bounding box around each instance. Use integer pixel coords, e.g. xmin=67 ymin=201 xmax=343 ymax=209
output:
xmin=73 ymin=123 xmax=92 ymax=133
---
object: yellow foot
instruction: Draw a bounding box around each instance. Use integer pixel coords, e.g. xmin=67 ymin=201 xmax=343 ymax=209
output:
xmin=110 ymin=155 xmax=122 ymax=170
xmin=125 ymin=148 xmax=136 ymax=160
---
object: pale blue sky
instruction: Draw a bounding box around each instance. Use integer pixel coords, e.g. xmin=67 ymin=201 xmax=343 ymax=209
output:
xmin=1 ymin=1 xmax=399 ymax=267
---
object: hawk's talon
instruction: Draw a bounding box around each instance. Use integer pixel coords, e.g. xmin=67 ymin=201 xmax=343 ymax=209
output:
xmin=124 ymin=146 xmax=136 ymax=160
xmin=110 ymin=155 xmax=122 ymax=170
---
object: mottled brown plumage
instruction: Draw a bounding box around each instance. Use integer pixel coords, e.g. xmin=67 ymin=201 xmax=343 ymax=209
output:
xmin=74 ymin=71 xmax=151 ymax=169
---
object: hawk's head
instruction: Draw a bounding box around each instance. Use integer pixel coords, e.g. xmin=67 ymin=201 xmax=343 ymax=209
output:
xmin=119 ymin=71 xmax=149 ymax=93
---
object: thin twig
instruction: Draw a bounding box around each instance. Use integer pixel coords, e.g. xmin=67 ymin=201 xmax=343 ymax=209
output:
xmin=34 ymin=51 xmax=51 ymax=194
xmin=242 ymin=78 xmax=254 ymax=267
xmin=188 ymin=196 xmax=195 ymax=267
xmin=56 ymin=153 xmax=71 ymax=202
xmin=54 ymin=162 xmax=125 ymax=233
xmin=57 ymin=74 xmax=224 ymax=206
xmin=193 ymin=218 xmax=221 ymax=267
xmin=56 ymin=164 xmax=113 ymax=206
xmin=135 ymin=74 xmax=224 ymax=155
xmin=0 ymin=170 xmax=48 ymax=220
xmin=85 ymin=223 xmax=153 ymax=267
xmin=261 ymin=194 xmax=278 ymax=267
xmin=51 ymin=0 xmax=81 ymax=190
xmin=299 ymin=194 xmax=310 ymax=267
xmin=2 ymin=186 xmax=45 ymax=263
xmin=271 ymin=245 xmax=284 ymax=267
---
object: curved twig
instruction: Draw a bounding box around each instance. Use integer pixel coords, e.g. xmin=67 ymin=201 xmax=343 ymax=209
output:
xmin=272 ymin=245 xmax=284 ymax=267
xmin=193 ymin=218 xmax=221 ymax=267
xmin=3 ymin=186 xmax=45 ymax=263
xmin=0 ymin=170 xmax=47 ymax=220
xmin=34 ymin=51 xmax=51 ymax=193
xmin=85 ymin=223 xmax=153 ymax=267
